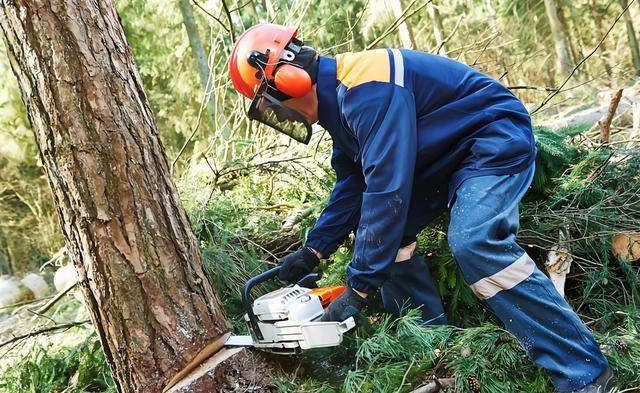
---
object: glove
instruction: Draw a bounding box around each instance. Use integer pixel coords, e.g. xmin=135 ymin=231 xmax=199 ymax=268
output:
xmin=278 ymin=247 xmax=320 ymax=284
xmin=320 ymin=287 xmax=368 ymax=322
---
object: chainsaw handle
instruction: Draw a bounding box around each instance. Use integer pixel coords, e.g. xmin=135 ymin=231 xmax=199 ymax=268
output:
xmin=242 ymin=266 xmax=281 ymax=340
xmin=296 ymin=272 xmax=322 ymax=288
xmin=242 ymin=267 xmax=323 ymax=341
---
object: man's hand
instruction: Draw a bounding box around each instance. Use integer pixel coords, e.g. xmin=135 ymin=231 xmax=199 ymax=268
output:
xmin=320 ymin=287 xmax=368 ymax=322
xmin=278 ymin=247 xmax=321 ymax=283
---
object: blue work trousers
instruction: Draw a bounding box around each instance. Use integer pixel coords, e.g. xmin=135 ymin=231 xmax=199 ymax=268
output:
xmin=380 ymin=163 xmax=609 ymax=392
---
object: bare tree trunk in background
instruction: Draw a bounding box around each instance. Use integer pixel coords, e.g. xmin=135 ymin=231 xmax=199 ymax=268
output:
xmin=178 ymin=0 xmax=232 ymax=162
xmin=244 ymin=0 xmax=261 ymax=22
xmin=428 ymin=1 xmax=448 ymax=55
xmin=589 ymin=0 xmax=613 ymax=78
xmin=178 ymin=0 xmax=217 ymax=133
xmin=618 ymin=0 xmax=640 ymax=75
xmin=0 ymin=1 xmax=267 ymax=392
xmin=263 ymin=0 xmax=276 ymax=22
xmin=568 ymin=2 xmax=588 ymax=58
xmin=485 ymin=0 xmax=496 ymax=18
xmin=544 ymin=0 xmax=573 ymax=79
xmin=389 ymin=0 xmax=417 ymax=49
xmin=556 ymin=2 xmax=580 ymax=66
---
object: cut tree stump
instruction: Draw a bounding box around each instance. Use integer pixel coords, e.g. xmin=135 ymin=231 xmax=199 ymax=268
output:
xmin=165 ymin=347 xmax=273 ymax=393
xmin=612 ymin=233 xmax=640 ymax=263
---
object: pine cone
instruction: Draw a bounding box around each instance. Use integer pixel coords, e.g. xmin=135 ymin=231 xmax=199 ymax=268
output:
xmin=467 ymin=375 xmax=481 ymax=392
xmin=614 ymin=340 xmax=628 ymax=351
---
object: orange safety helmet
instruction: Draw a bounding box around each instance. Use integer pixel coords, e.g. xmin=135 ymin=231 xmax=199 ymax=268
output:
xmin=229 ymin=23 xmax=312 ymax=99
xmin=228 ymin=23 xmax=316 ymax=144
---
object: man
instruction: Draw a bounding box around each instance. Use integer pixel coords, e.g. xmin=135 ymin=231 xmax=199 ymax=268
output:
xmin=228 ymin=23 xmax=613 ymax=392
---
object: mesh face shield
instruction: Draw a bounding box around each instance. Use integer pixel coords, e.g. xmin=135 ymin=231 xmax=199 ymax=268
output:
xmin=248 ymin=79 xmax=313 ymax=144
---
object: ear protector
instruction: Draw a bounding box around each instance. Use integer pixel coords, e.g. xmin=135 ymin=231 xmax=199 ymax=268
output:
xmin=273 ymin=64 xmax=312 ymax=98
xmin=247 ymin=42 xmax=315 ymax=99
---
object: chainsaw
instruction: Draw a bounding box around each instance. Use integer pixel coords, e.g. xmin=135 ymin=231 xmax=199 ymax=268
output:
xmin=224 ymin=266 xmax=356 ymax=354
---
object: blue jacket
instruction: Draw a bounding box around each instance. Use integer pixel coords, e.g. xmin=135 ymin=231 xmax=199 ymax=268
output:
xmin=305 ymin=49 xmax=536 ymax=294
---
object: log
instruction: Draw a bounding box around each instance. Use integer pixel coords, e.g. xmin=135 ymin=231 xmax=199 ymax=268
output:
xmin=630 ymin=101 xmax=640 ymax=148
xmin=282 ymin=205 xmax=315 ymax=232
xmin=599 ymin=89 xmax=624 ymax=143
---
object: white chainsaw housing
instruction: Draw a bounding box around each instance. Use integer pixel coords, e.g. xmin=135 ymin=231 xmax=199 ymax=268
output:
xmin=231 ymin=285 xmax=355 ymax=353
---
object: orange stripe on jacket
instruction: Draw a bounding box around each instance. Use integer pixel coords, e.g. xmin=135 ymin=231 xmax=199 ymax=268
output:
xmin=335 ymin=49 xmax=390 ymax=89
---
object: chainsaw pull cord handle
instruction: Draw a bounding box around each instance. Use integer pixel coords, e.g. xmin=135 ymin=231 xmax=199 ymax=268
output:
xmin=242 ymin=267 xmax=323 ymax=341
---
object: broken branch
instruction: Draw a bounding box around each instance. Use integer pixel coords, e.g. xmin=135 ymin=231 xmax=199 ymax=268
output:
xmin=30 ymin=282 xmax=78 ymax=318
xmin=0 ymin=320 xmax=91 ymax=349
xmin=410 ymin=378 xmax=456 ymax=393
xmin=599 ymin=89 xmax=624 ymax=144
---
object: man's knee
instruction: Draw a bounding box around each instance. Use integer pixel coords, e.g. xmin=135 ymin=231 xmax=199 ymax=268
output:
xmin=447 ymin=226 xmax=477 ymax=263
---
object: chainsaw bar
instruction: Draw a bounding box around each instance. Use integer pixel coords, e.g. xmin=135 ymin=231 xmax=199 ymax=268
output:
xmin=225 ymin=335 xmax=254 ymax=347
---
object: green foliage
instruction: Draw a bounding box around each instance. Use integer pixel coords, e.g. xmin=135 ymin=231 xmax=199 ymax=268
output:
xmin=443 ymin=325 xmax=552 ymax=393
xmin=595 ymin=316 xmax=640 ymax=389
xmin=0 ymin=334 xmax=115 ymax=393
xmin=343 ymin=311 xmax=452 ymax=393
xmin=530 ymin=125 xmax=584 ymax=195
xmin=178 ymin=150 xmax=332 ymax=328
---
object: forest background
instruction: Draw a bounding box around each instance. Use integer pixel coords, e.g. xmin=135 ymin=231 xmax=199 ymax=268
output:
xmin=0 ymin=0 xmax=639 ymax=392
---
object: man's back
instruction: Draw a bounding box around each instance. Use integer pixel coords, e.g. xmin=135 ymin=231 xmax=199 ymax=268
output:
xmin=329 ymin=49 xmax=536 ymax=202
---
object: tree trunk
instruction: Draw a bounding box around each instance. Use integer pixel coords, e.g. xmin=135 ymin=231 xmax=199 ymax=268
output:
xmin=618 ymin=0 xmax=640 ymax=75
xmin=0 ymin=1 xmax=266 ymax=392
xmin=389 ymin=0 xmax=417 ymax=49
xmin=178 ymin=0 xmax=218 ymax=133
xmin=427 ymin=1 xmax=447 ymax=55
xmin=589 ymin=0 xmax=613 ymax=78
xmin=556 ymin=2 xmax=580 ymax=66
xmin=543 ymin=0 xmax=573 ymax=79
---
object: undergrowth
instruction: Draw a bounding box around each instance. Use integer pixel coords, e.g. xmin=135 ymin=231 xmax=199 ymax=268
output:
xmin=0 ymin=332 xmax=115 ymax=393
xmin=1 ymin=126 xmax=638 ymax=392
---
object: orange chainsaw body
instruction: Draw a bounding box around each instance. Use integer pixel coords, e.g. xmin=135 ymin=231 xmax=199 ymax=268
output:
xmin=311 ymin=286 xmax=346 ymax=308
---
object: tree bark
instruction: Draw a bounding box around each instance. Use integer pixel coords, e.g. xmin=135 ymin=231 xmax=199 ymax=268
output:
xmin=0 ymin=1 xmax=261 ymax=392
xmin=389 ymin=0 xmax=417 ymax=49
xmin=178 ymin=0 xmax=218 ymax=133
xmin=543 ymin=0 xmax=573 ymax=79
xmin=618 ymin=0 xmax=640 ymax=75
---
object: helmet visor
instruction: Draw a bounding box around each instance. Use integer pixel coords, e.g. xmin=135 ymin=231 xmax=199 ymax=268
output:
xmin=248 ymin=81 xmax=312 ymax=144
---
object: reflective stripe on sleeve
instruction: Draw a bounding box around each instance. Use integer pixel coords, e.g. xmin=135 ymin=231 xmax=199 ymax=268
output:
xmin=470 ymin=253 xmax=536 ymax=300
xmin=390 ymin=48 xmax=404 ymax=87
